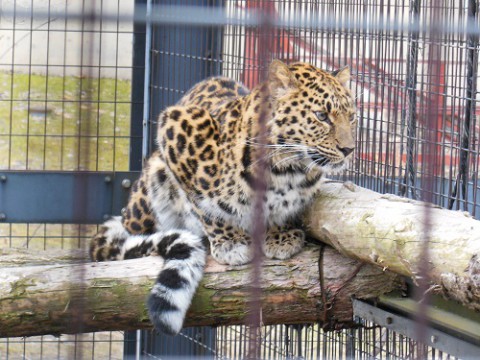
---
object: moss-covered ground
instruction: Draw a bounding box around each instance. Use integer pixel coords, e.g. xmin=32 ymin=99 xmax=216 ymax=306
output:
xmin=0 ymin=71 xmax=131 ymax=171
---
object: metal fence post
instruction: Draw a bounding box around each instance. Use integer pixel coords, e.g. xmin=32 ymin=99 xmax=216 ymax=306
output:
xmin=129 ymin=0 xmax=148 ymax=171
xmin=124 ymin=0 xmax=149 ymax=356
xmin=400 ymin=0 xmax=421 ymax=199
xmin=451 ymin=0 xmax=479 ymax=212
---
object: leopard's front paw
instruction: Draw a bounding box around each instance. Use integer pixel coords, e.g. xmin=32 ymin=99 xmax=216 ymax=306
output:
xmin=90 ymin=226 xmax=110 ymax=261
xmin=263 ymin=229 xmax=305 ymax=260
xmin=211 ymin=239 xmax=252 ymax=265
xmin=90 ymin=216 xmax=129 ymax=261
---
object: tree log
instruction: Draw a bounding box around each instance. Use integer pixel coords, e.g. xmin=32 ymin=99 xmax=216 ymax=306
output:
xmin=0 ymin=245 xmax=400 ymax=338
xmin=306 ymin=180 xmax=480 ymax=311
xmin=0 ymin=247 xmax=87 ymax=266
xmin=3 ymin=181 xmax=479 ymax=337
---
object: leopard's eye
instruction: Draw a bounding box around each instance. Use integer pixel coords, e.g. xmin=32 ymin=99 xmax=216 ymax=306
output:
xmin=314 ymin=111 xmax=331 ymax=124
xmin=350 ymin=114 xmax=357 ymax=123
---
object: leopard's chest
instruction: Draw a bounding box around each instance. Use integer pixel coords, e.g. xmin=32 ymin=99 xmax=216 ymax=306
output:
xmin=195 ymin=169 xmax=320 ymax=230
xmin=264 ymin=171 xmax=321 ymax=226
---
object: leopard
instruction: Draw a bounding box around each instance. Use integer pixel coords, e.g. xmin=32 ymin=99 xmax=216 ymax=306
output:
xmin=90 ymin=60 xmax=356 ymax=336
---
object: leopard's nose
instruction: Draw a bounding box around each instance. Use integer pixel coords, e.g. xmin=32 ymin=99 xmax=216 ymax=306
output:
xmin=337 ymin=145 xmax=354 ymax=157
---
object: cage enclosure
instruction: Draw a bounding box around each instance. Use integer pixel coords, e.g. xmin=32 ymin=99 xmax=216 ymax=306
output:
xmin=0 ymin=0 xmax=479 ymax=359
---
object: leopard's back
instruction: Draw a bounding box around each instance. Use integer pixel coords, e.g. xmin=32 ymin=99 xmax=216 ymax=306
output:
xmin=120 ymin=77 xmax=249 ymax=236
xmin=177 ymin=77 xmax=249 ymax=114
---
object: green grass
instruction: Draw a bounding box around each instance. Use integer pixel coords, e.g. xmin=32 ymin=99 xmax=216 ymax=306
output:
xmin=0 ymin=72 xmax=131 ymax=171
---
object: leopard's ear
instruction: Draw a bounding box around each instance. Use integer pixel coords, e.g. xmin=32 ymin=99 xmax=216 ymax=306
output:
xmin=331 ymin=66 xmax=350 ymax=86
xmin=268 ymin=60 xmax=298 ymax=99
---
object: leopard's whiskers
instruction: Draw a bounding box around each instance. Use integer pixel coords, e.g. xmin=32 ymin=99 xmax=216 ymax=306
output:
xmin=245 ymin=141 xmax=302 ymax=150
xmin=246 ymin=147 xmax=301 ymax=170
xmin=244 ymin=138 xmax=312 ymax=170
xmin=272 ymin=154 xmax=304 ymax=169
xmin=245 ymin=138 xmax=325 ymax=172
xmin=305 ymin=160 xmax=317 ymax=173
xmin=244 ymin=137 xmax=305 ymax=150
xmin=305 ymin=156 xmax=329 ymax=173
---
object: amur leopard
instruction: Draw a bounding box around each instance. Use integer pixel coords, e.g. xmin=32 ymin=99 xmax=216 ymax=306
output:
xmin=90 ymin=60 xmax=356 ymax=335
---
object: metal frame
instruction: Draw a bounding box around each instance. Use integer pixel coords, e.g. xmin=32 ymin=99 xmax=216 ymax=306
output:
xmin=0 ymin=171 xmax=139 ymax=223
xmin=130 ymin=0 xmax=149 ymax=172
xmin=353 ymin=298 xmax=480 ymax=358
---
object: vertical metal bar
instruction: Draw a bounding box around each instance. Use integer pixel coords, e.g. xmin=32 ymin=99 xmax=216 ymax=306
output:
xmin=135 ymin=329 xmax=141 ymax=360
xmin=346 ymin=328 xmax=355 ymax=359
xmin=60 ymin=1 xmax=68 ymax=171
xmin=43 ymin=0 xmax=52 ymax=171
xmin=5 ymin=0 xmax=16 ymax=170
xmin=296 ymin=325 xmax=303 ymax=358
xmin=112 ymin=0 xmax=121 ymax=172
xmin=129 ymin=0 xmax=147 ymax=171
xmin=415 ymin=0 xmax=443 ymax=356
xmin=400 ymin=0 xmax=421 ymax=199
xmin=70 ymin=0 xmax=98 ymax=343
xmin=142 ymin=0 xmax=153 ymax=163
xmin=94 ymin=0 xmax=104 ymax=172
xmin=451 ymin=0 xmax=478 ymax=210
xmin=25 ymin=0 xmax=34 ymax=170
xmin=245 ymin=1 xmax=273 ymax=357
xmin=375 ymin=0 xmax=385 ymax=193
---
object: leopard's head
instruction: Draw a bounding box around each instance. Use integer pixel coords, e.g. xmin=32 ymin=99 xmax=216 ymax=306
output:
xmin=267 ymin=60 xmax=357 ymax=173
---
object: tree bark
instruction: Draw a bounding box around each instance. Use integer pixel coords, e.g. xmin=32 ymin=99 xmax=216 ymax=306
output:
xmin=0 ymin=246 xmax=400 ymax=338
xmin=306 ymin=180 xmax=480 ymax=311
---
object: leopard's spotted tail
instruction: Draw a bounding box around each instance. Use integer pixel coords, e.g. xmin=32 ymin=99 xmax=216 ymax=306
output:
xmin=90 ymin=217 xmax=207 ymax=336
xmin=146 ymin=231 xmax=207 ymax=335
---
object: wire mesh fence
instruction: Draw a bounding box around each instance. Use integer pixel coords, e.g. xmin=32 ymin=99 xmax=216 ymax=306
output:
xmin=215 ymin=322 xmax=462 ymax=360
xmin=0 ymin=323 xmax=466 ymax=360
xmin=0 ymin=0 xmax=135 ymax=251
xmin=0 ymin=0 xmax=479 ymax=359
xmin=0 ymin=0 xmax=137 ymax=358
xmin=0 ymin=332 xmax=129 ymax=360
xmin=0 ymin=0 xmax=134 ymax=172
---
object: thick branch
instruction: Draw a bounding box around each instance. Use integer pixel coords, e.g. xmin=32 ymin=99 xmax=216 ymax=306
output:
xmin=0 ymin=247 xmax=87 ymax=266
xmin=306 ymin=181 xmax=480 ymax=311
xmin=0 ymin=246 xmax=400 ymax=338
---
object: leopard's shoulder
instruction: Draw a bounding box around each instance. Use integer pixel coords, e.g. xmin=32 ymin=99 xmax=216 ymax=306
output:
xmin=121 ymin=77 xmax=249 ymax=235
xmin=176 ymin=77 xmax=249 ymax=115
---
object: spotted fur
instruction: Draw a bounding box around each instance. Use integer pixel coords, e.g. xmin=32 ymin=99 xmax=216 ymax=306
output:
xmin=90 ymin=60 xmax=356 ymax=335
